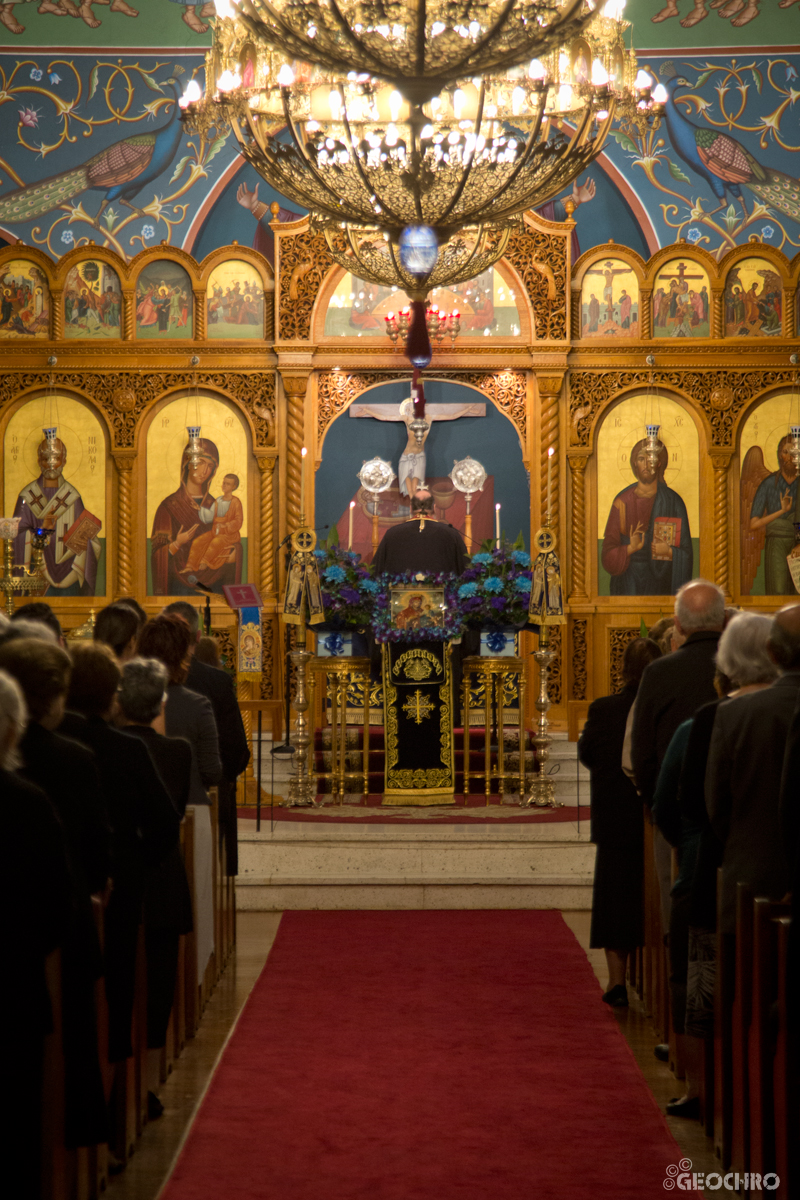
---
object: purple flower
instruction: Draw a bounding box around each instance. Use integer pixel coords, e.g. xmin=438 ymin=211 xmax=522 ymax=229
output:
xmin=340 ymin=587 xmax=360 ymax=604
xmin=321 ymin=592 xmax=334 ymax=607
xmin=490 ymin=596 xmax=507 ymax=610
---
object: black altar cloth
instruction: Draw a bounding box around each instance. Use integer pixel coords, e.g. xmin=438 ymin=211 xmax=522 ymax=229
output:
xmin=382 ymin=640 xmax=455 ymax=805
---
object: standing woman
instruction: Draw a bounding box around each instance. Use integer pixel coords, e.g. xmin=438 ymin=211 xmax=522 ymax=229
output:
xmin=579 ymin=636 xmax=662 ymax=1006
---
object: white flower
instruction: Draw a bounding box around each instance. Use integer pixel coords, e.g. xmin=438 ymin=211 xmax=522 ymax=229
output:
xmin=687 ymin=227 xmax=701 ymax=244
xmin=761 ymin=224 xmax=775 ymax=240
xmin=61 ymin=229 xmax=74 ymax=245
xmin=29 ymin=67 xmax=43 ymax=82
xmin=141 ymin=224 xmax=155 ymax=240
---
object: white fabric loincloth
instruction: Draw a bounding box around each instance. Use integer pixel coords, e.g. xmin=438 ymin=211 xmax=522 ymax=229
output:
xmin=398 ymin=451 xmax=426 ymax=497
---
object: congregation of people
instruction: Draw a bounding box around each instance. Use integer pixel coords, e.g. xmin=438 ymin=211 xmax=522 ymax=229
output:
xmin=0 ymin=598 xmax=249 ymax=1194
xmin=580 ymin=580 xmax=799 ymax=1153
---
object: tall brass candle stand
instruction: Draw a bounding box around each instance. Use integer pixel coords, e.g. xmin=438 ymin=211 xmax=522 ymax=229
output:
xmin=283 ymin=523 xmax=318 ymax=808
xmin=523 ymin=517 xmax=565 ymax=809
xmin=0 ymin=518 xmax=52 ymax=617
xmin=524 ymin=623 xmax=560 ymax=808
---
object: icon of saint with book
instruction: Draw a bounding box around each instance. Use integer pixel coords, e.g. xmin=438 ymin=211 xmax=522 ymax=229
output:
xmin=601 ymin=437 xmax=692 ymax=595
xmin=12 ymin=435 xmax=101 ymax=596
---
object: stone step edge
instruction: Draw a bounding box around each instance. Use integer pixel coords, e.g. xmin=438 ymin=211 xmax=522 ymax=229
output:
xmin=237 ymin=874 xmax=594 ymax=887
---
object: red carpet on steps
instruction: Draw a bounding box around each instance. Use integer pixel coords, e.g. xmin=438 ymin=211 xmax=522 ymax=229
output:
xmin=161 ymin=911 xmax=686 ymax=1200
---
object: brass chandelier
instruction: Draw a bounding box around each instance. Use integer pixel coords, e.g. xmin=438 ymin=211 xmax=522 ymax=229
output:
xmin=182 ymin=0 xmax=661 ymax=359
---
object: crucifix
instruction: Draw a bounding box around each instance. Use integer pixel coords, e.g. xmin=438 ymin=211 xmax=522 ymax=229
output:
xmin=350 ymin=400 xmax=486 ymax=499
xmin=585 ymin=260 xmax=633 ymax=323
xmin=402 ymin=689 xmax=436 ymax=724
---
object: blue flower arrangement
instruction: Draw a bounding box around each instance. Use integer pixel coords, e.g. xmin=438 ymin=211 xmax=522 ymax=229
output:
xmin=459 ymin=545 xmax=532 ymax=629
xmin=312 ymin=543 xmax=375 ymax=629
xmin=370 ymin=572 xmax=464 ymax=643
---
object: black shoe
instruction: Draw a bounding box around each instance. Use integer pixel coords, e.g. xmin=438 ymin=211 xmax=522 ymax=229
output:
xmin=602 ymin=984 xmax=628 ymax=1007
xmin=654 ymin=1043 xmax=669 ymax=1062
xmin=666 ymin=1096 xmax=700 ymax=1119
xmin=147 ymin=1090 xmax=164 ymax=1120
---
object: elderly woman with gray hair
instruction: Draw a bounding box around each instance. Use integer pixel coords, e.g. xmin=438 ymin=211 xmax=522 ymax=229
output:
xmin=117 ymin=657 xmax=194 ymax=1115
xmin=652 ymin=611 xmax=777 ymax=1119
xmin=0 ymin=668 xmax=72 ymax=1169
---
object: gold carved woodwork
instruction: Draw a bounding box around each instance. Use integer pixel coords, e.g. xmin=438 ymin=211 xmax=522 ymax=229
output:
xmin=0 ymin=370 xmax=275 ymax=450
xmin=537 ymin=374 xmax=562 ymax=527
xmin=277 ymin=226 xmax=334 ymax=342
xmin=282 ymin=373 xmax=309 ymax=531
xmin=568 ymin=368 xmax=800 ymax=449
xmin=568 ymin=455 xmax=589 ymax=601
xmin=570 ymin=618 xmax=588 ymax=701
xmin=257 ymin=456 xmax=277 ymax=598
xmin=503 ymin=223 xmax=568 ymax=342
xmin=711 ymin=453 xmax=732 ymax=598
xmin=548 ymin=624 xmax=563 ymax=706
xmin=609 ymin=628 xmax=640 ymax=695
xmin=260 ymin=614 xmax=275 ymax=700
xmin=113 ymin=454 xmax=134 ymax=598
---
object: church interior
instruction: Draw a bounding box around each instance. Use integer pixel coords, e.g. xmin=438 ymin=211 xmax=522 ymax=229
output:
xmin=1 ymin=0 xmax=799 ymax=1196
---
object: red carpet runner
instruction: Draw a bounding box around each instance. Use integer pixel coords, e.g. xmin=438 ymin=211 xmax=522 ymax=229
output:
xmin=162 ymin=912 xmax=685 ymax=1200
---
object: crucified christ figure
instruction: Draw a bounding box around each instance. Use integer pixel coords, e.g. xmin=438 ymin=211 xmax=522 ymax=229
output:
xmin=351 ymin=398 xmax=485 ymax=498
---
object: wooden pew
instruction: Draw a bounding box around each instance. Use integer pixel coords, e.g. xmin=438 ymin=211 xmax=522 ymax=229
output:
xmin=714 ymin=870 xmax=734 ymax=1168
xmin=182 ymin=809 xmax=199 ymax=1039
xmin=730 ymin=881 xmax=754 ymax=1177
xmin=772 ymin=916 xmax=795 ymax=1200
xmin=749 ymin=898 xmax=791 ymax=1182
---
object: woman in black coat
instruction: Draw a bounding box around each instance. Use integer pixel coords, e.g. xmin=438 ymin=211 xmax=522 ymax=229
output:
xmin=578 ymin=637 xmax=661 ymax=1007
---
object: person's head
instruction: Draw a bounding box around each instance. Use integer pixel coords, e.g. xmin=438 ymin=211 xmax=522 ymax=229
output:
xmin=629 ymin=438 xmax=668 ymax=486
xmin=221 ymin=473 xmax=239 ymax=495
xmin=94 ymin=602 xmax=141 ymax=662
xmin=622 ymin=636 xmax=662 ymax=689
xmin=0 ymin=669 xmax=27 ymax=769
xmin=648 ymin=616 xmax=673 ymax=643
xmin=715 ymin=613 xmax=780 ymax=689
xmin=194 ymin=636 xmax=220 ymax=668
xmin=36 ymin=437 xmax=66 ymax=479
xmin=67 ymin=642 xmax=120 ymax=719
xmin=674 ymin=579 xmax=726 ymax=637
xmin=0 ymin=638 xmax=71 ymax=729
xmin=12 ymin=602 xmax=62 ymax=643
xmin=162 ymin=601 xmax=200 ymax=642
xmin=117 ymin=657 xmax=168 ymax=727
xmin=410 ymin=490 xmax=434 ymax=515
xmin=137 ymin=614 xmax=193 ymax=685
xmin=115 ymin=597 xmax=147 ymax=631
xmin=0 ymin=618 xmax=57 ymax=649
xmin=767 ymin=603 xmax=800 ymax=672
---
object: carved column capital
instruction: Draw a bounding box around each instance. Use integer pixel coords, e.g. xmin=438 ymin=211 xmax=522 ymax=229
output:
xmin=112 ymin=453 xmax=135 ymax=472
xmin=537 ymin=374 xmax=564 ymax=396
xmin=257 ymin=456 xmax=277 ymax=475
xmin=710 ymin=452 xmax=732 ymax=473
xmin=281 ymin=373 xmax=311 ymax=399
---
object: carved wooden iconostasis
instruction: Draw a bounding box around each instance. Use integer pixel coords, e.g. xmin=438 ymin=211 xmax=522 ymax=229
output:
xmin=2 ymin=215 xmax=800 ymax=732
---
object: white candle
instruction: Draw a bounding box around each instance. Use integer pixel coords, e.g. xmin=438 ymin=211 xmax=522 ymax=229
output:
xmin=348 ymin=500 xmax=355 ymax=549
xmin=547 ymin=446 xmax=554 ymax=522
xmin=495 ymin=502 xmax=501 ymax=548
xmin=300 ymin=447 xmax=307 ymax=518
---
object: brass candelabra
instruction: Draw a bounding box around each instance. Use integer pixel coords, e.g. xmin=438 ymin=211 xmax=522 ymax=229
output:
xmin=0 ymin=520 xmax=52 ymax=617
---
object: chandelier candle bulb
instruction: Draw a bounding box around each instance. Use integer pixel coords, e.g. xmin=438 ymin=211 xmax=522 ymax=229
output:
xmin=348 ymin=500 xmax=355 ymax=550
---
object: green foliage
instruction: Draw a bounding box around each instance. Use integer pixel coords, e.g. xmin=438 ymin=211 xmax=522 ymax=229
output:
xmin=667 ymin=159 xmax=691 ymax=184
xmin=610 ymin=130 xmax=638 ymax=154
xmin=640 ymin=617 xmax=649 ymax=637
xmin=513 ymin=530 xmax=526 ymax=550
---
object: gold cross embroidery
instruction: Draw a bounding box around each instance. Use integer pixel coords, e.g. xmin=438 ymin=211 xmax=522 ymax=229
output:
xmin=402 ymin=689 xmax=435 ymax=724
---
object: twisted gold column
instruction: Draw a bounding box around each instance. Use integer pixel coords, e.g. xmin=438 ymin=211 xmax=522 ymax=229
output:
xmin=568 ymin=455 xmax=589 ymax=600
xmin=640 ymin=289 xmax=652 ymax=340
xmin=51 ymin=291 xmax=64 ymax=341
xmin=114 ymin=455 xmax=135 ymax=597
xmin=258 ymin=456 xmax=277 ymax=599
xmin=123 ymin=293 xmax=135 ymax=340
xmin=282 ymin=374 xmax=308 ymax=532
xmin=712 ymin=290 xmax=725 ymax=339
xmin=784 ymin=290 xmax=796 ymax=339
xmin=712 ymin=454 xmax=731 ymax=598
xmin=537 ymin=375 xmax=562 ymax=529
xmin=193 ymin=291 xmax=206 ymax=340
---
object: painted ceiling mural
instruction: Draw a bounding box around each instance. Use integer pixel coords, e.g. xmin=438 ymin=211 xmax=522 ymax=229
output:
xmin=0 ymin=6 xmax=797 ymax=265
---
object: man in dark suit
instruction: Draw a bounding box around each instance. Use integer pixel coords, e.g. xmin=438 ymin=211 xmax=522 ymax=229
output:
xmin=163 ymin=600 xmax=250 ymax=873
xmin=706 ymin=602 xmax=800 ymax=936
xmin=631 ymin=579 xmax=726 ymax=936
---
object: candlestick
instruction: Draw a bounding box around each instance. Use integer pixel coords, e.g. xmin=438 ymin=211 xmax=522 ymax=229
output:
xmin=495 ymin=502 xmax=501 ymax=549
xmin=348 ymin=500 xmax=355 ymax=550
xmin=300 ymin=446 xmax=307 ymax=518
xmin=547 ymin=446 xmax=554 ymax=524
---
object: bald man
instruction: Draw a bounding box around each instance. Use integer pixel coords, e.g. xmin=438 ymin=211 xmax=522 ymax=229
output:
xmin=706 ymin=603 xmax=800 ymax=935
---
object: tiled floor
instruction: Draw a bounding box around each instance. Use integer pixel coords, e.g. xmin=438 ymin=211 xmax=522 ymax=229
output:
xmin=106 ymin=910 xmax=719 ymax=1199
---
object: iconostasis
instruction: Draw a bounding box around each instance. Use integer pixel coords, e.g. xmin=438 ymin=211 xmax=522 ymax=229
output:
xmin=2 ymin=218 xmax=800 ymax=723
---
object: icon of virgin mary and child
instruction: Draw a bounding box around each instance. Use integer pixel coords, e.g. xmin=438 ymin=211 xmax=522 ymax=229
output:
xmin=150 ymin=437 xmax=244 ymax=595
